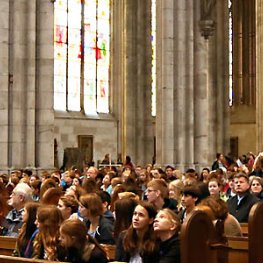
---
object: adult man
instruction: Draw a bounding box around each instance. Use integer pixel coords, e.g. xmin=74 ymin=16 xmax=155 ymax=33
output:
xmin=146 ymin=179 xmax=177 ymax=213
xmin=2 ymin=182 xmax=32 ymax=236
xmin=227 ymin=172 xmax=259 ymax=223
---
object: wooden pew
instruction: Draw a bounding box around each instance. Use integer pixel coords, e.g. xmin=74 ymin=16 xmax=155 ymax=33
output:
xmin=248 ymin=201 xmax=263 ymax=263
xmin=0 ymin=255 xmax=66 ymax=263
xmin=0 ymin=236 xmax=17 ymax=256
xmin=181 ymin=201 xmax=263 ymax=263
xmin=240 ymin=223 xmax=248 ymax=237
xmin=226 ymin=236 xmax=248 ymax=263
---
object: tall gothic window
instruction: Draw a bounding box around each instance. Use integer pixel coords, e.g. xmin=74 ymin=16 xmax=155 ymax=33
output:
xmin=151 ymin=0 xmax=156 ymax=117
xmin=230 ymin=0 xmax=255 ymax=106
xmin=54 ymin=0 xmax=111 ymax=114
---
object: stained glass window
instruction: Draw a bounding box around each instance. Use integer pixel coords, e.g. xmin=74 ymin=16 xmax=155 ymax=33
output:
xmin=54 ymin=0 xmax=111 ymax=114
xmin=151 ymin=0 xmax=156 ymax=116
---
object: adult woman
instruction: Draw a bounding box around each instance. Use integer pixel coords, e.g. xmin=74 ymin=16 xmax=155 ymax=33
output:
xmin=79 ymin=193 xmax=114 ymax=244
xmin=58 ymin=219 xmax=108 ymax=263
xmin=32 ymin=205 xmax=63 ymax=260
xmin=153 ymin=208 xmax=181 ymax=263
xmin=14 ymin=202 xmax=40 ymax=258
xmin=115 ymin=201 xmax=158 ymax=263
xmin=250 ymin=176 xmax=263 ymax=200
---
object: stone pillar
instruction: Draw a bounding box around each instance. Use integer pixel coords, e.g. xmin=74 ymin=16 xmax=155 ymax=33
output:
xmin=0 ymin=0 xmax=10 ymax=170
xmin=256 ymin=0 xmax=263 ymax=151
xmin=114 ymin=0 xmax=153 ymax=165
xmin=35 ymin=0 xmax=55 ymax=169
xmin=155 ymin=0 xmax=176 ymax=167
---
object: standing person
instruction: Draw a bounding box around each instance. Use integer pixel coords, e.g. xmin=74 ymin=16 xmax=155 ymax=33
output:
xmin=13 ymin=202 xmax=40 ymax=258
xmin=115 ymin=201 xmax=158 ymax=263
xmin=32 ymin=205 xmax=63 ymax=261
xmin=212 ymin=153 xmax=227 ymax=171
xmin=2 ymin=182 xmax=33 ymax=237
xmin=227 ymin=173 xmax=259 ymax=223
xmin=153 ymin=208 xmax=181 ymax=263
xmin=58 ymin=219 xmax=108 ymax=263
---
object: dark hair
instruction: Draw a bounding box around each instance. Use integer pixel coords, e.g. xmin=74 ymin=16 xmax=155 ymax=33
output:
xmin=97 ymin=190 xmax=111 ymax=205
xmin=182 ymin=185 xmax=200 ymax=199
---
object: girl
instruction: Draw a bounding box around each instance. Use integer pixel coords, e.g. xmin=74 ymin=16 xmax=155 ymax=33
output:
xmin=116 ymin=201 xmax=158 ymax=263
xmin=32 ymin=205 xmax=63 ymax=260
xmin=58 ymin=219 xmax=108 ymax=263
xmin=79 ymin=193 xmax=115 ymax=244
xmin=153 ymin=208 xmax=181 ymax=263
xmin=14 ymin=202 xmax=40 ymax=258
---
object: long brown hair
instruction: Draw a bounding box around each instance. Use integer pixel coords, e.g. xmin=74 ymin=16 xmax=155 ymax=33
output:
xmin=123 ymin=201 xmax=157 ymax=255
xmin=33 ymin=205 xmax=63 ymax=261
xmin=17 ymin=202 xmax=40 ymax=253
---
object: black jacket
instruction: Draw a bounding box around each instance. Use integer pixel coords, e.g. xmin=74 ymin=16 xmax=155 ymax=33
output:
xmin=227 ymin=190 xmax=259 ymax=223
xmin=158 ymin=234 xmax=180 ymax=263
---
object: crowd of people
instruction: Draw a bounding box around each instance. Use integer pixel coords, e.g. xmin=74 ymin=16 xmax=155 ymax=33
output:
xmin=0 ymin=151 xmax=263 ymax=263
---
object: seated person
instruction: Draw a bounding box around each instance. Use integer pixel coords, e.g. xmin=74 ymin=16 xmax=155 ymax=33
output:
xmin=227 ymin=172 xmax=259 ymax=223
xmin=2 ymin=182 xmax=32 ymax=236
xmin=58 ymin=219 xmax=108 ymax=263
xmin=154 ymin=208 xmax=181 ymax=263
xmin=178 ymin=184 xmax=200 ymax=222
xmin=146 ymin=179 xmax=178 ymax=213
xmin=79 ymin=193 xmax=115 ymax=244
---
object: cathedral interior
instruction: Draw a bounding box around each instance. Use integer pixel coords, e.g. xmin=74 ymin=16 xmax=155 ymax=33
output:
xmin=0 ymin=0 xmax=262 ymax=174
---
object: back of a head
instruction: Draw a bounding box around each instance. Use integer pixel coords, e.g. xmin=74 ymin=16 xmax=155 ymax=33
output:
xmin=60 ymin=219 xmax=87 ymax=246
xmin=37 ymin=205 xmax=63 ymax=228
xmin=41 ymin=187 xmax=63 ymax=206
xmin=200 ymin=196 xmax=228 ymax=221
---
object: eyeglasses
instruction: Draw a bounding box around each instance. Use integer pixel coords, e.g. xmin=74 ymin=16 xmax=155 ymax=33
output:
xmin=145 ymin=189 xmax=157 ymax=193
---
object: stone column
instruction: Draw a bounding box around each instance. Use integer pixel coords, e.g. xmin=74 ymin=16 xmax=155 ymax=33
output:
xmin=35 ymin=0 xmax=55 ymax=170
xmin=256 ymin=0 xmax=263 ymax=151
xmin=155 ymin=0 xmax=176 ymax=167
xmin=0 ymin=0 xmax=10 ymax=171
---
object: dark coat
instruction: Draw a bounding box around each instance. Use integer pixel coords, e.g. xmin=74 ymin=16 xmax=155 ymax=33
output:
xmin=158 ymin=234 xmax=180 ymax=263
xmin=227 ymin=190 xmax=259 ymax=223
xmin=58 ymin=244 xmax=108 ymax=263
xmin=86 ymin=216 xmax=115 ymax=245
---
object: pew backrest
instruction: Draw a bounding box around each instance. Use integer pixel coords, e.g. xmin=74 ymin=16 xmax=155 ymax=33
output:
xmin=0 ymin=255 xmax=66 ymax=263
xmin=0 ymin=236 xmax=17 ymax=256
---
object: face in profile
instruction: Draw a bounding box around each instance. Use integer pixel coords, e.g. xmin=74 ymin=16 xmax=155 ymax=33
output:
xmin=59 ymin=229 xmax=74 ymax=248
xmin=132 ymin=205 xmax=153 ymax=231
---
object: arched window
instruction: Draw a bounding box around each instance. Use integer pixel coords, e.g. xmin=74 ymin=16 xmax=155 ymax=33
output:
xmin=54 ymin=0 xmax=111 ymax=114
